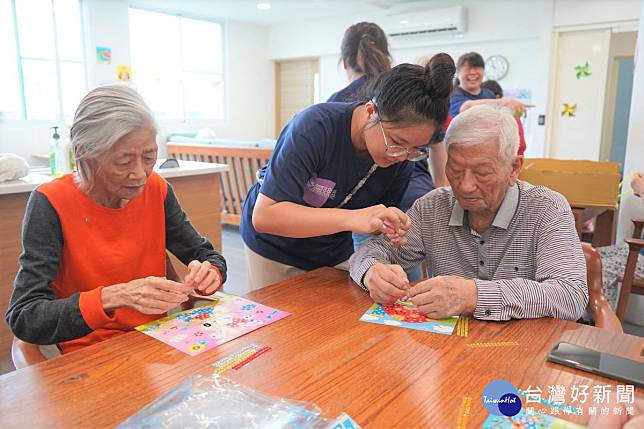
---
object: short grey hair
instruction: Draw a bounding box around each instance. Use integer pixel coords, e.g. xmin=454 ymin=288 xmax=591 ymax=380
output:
xmin=444 ymin=104 xmax=519 ymax=160
xmin=71 ymin=84 xmax=156 ymax=191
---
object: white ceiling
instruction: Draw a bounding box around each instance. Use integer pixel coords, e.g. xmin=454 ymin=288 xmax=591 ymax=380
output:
xmin=128 ymin=0 xmax=452 ymax=26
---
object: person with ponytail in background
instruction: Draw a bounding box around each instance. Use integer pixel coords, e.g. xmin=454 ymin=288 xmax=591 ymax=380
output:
xmin=241 ymin=54 xmax=456 ymax=290
xmin=327 ymin=22 xmax=392 ymax=103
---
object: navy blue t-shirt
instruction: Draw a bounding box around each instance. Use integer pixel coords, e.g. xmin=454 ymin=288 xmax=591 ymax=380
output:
xmin=240 ymin=102 xmax=413 ymax=271
xmin=327 ymin=75 xmax=368 ymax=103
xmin=449 ymin=86 xmax=496 ymax=117
xmin=400 ymin=159 xmax=435 ymax=211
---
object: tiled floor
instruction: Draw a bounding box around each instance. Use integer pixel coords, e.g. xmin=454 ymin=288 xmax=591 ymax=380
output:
xmin=220 ymin=224 xmax=249 ymax=295
xmin=2 ymin=226 xmax=642 ymax=376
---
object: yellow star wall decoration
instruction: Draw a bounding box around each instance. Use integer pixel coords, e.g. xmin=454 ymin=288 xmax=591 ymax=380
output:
xmin=561 ymin=103 xmax=577 ymax=117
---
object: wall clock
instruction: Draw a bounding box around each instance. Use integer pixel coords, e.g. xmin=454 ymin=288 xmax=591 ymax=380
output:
xmin=485 ymin=55 xmax=509 ymax=80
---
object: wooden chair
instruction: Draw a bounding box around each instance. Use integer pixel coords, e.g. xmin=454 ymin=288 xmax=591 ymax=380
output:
xmin=167 ymin=143 xmax=273 ymax=226
xmin=11 ymin=253 xmax=184 ymax=369
xmin=582 ymin=243 xmax=623 ymax=333
xmin=615 ymin=219 xmax=644 ymax=322
xmin=11 ymin=337 xmax=48 ymax=369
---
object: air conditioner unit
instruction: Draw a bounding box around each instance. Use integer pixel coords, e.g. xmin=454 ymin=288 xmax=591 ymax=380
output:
xmin=384 ymin=6 xmax=467 ymax=38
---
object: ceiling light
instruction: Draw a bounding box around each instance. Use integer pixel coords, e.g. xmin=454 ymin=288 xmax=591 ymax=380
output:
xmin=257 ymin=2 xmax=271 ymax=10
xmin=399 ymin=20 xmax=409 ymax=24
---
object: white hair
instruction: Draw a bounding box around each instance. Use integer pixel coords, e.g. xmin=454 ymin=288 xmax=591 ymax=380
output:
xmin=444 ymin=104 xmax=519 ymax=160
xmin=71 ymin=84 xmax=156 ymax=191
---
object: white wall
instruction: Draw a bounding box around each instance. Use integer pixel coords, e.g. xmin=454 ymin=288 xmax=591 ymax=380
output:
xmin=2 ymin=0 xmax=640 ymax=164
xmin=269 ymin=1 xmax=554 ymax=157
xmin=269 ymin=0 xmax=641 ymax=159
xmin=553 ymin=0 xmax=641 ymax=29
xmin=0 ymin=0 xmax=275 ymax=163
xmin=84 ymin=0 xmax=131 ymax=87
xmin=268 ymin=1 xmax=548 ymax=59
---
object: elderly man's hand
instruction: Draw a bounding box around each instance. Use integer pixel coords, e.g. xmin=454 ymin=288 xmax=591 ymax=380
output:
xmin=364 ymin=263 xmax=409 ymax=304
xmin=102 ymin=277 xmax=193 ymax=314
xmin=184 ymin=260 xmax=222 ymax=296
xmin=408 ymin=275 xmax=477 ymax=319
xmin=350 ymin=205 xmax=412 ymax=247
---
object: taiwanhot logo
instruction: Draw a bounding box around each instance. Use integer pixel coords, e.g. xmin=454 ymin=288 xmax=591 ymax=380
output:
xmin=482 ymin=380 xmax=522 ymax=417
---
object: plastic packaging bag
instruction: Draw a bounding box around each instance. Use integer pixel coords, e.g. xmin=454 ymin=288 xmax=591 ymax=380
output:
xmin=118 ymin=374 xmax=360 ymax=429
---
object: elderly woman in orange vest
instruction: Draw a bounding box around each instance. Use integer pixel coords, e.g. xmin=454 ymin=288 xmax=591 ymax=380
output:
xmin=6 ymin=85 xmax=227 ymax=353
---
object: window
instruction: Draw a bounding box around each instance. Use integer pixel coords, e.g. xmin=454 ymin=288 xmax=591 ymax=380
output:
xmin=0 ymin=0 xmax=86 ymax=121
xmin=129 ymin=8 xmax=224 ymax=121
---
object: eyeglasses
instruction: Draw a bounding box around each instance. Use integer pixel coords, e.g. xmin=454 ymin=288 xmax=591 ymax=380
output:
xmin=378 ymin=119 xmax=429 ymax=162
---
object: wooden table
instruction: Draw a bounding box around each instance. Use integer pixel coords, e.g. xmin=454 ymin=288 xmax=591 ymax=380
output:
xmin=1 ymin=268 xmax=642 ymax=428
xmin=0 ymin=161 xmax=227 ymax=365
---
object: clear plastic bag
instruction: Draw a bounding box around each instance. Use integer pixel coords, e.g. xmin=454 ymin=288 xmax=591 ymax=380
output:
xmin=118 ymin=374 xmax=360 ymax=429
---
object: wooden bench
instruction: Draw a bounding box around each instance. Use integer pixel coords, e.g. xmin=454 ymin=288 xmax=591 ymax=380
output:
xmin=167 ymin=143 xmax=272 ymax=226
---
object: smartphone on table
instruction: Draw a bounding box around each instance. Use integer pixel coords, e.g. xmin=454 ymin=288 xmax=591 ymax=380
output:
xmin=547 ymin=342 xmax=644 ymax=387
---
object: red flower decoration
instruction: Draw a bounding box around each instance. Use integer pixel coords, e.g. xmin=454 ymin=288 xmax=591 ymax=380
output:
xmin=382 ymin=303 xmax=431 ymax=323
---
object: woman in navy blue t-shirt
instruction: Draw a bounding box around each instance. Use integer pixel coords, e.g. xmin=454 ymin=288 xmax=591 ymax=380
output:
xmin=327 ymin=24 xmax=449 ymax=285
xmin=240 ymin=53 xmax=456 ymax=289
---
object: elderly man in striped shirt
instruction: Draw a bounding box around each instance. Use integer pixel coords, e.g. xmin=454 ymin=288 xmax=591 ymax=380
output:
xmin=349 ymin=105 xmax=588 ymax=321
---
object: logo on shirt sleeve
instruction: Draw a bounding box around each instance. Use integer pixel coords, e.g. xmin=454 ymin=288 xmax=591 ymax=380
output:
xmin=303 ymin=175 xmax=337 ymax=207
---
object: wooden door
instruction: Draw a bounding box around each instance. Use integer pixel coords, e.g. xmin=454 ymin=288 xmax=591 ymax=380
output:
xmin=275 ymin=58 xmax=319 ymax=136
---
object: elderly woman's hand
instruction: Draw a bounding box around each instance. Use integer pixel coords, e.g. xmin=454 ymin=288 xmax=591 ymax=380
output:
xmin=101 ymin=277 xmax=193 ymax=314
xmin=184 ymin=260 xmax=222 ymax=296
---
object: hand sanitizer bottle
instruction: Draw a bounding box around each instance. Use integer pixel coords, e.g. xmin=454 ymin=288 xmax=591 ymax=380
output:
xmin=49 ymin=126 xmax=60 ymax=176
xmin=56 ymin=129 xmax=72 ymax=174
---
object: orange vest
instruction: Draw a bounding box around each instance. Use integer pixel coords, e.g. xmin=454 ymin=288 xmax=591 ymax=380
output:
xmin=37 ymin=173 xmax=168 ymax=353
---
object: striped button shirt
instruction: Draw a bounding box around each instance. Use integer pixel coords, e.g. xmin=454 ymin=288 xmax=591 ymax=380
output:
xmin=349 ymin=181 xmax=588 ymax=321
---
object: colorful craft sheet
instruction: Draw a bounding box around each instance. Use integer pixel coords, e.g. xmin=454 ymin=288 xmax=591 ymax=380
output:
xmin=329 ymin=414 xmax=361 ymax=428
xmin=136 ymin=292 xmax=290 ymax=356
xmin=360 ymin=297 xmax=458 ymax=335
xmin=481 ymin=410 xmax=586 ymax=429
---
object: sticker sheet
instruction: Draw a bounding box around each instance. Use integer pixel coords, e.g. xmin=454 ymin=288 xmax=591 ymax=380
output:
xmin=360 ymin=297 xmax=458 ymax=335
xmin=136 ymin=292 xmax=290 ymax=355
